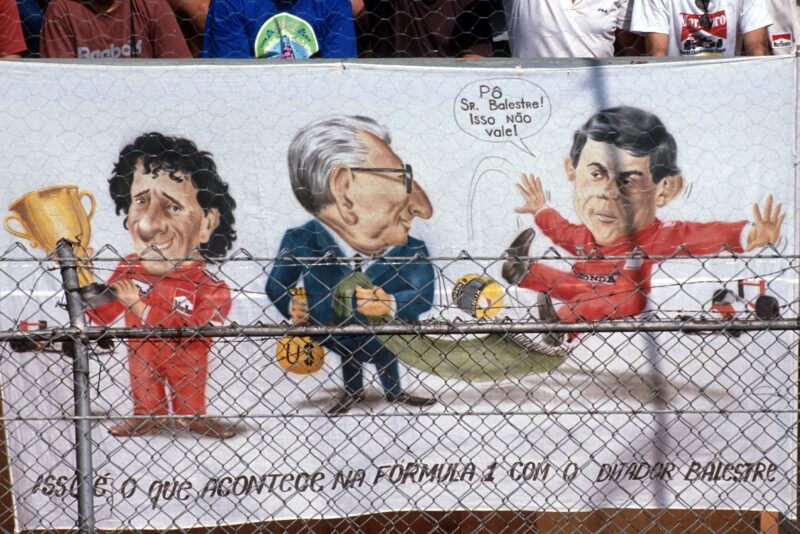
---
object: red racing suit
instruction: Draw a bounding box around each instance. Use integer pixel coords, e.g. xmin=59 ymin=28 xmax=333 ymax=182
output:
xmin=88 ymin=256 xmax=231 ymax=416
xmin=521 ymin=208 xmax=747 ymax=324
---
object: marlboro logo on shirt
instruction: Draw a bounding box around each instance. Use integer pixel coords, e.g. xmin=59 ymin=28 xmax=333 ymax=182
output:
xmin=173 ymin=289 xmax=194 ymax=315
xmin=680 ymin=10 xmax=728 ymax=40
xmin=772 ymin=33 xmax=794 ymax=49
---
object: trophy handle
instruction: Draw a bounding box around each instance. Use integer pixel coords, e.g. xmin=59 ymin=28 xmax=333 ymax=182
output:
xmin=3 ymin=215 xmax=35 ymax=247
xmin=79 ymin=191 xmax=96 ymax=222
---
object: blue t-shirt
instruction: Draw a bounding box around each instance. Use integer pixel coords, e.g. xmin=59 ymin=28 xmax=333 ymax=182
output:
xmin=202 ymin=0 xmax=356 ymax=59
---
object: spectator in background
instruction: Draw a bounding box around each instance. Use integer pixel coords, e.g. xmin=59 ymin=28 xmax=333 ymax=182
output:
xmin=15 ymin=0 xmax=43 ymax=56
xmin=631 ymin=0 xmax=772 ymax=56
xmin=1 ymin=0 xmax=26 ymax=57
xmin=765 ymin=0 xmax=800 ymax=54
xmin=353 ymin=0 xmax=496 ymax=58
xmin=166 ymin=0 xmax=208 ymax=56
xmin=202 ymin=0 xmax=356 ymax=59
xmin=501 ymin=0 xmax=640 ymax=58
xmin=40 ymin=0 xmax=191 ymax=58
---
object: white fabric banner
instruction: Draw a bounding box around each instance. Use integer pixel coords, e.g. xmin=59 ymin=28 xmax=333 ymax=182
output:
xmin=0 ymin=57 xmax=795 ymax=530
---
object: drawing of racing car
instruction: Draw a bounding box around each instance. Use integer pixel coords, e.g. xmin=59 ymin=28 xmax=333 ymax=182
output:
xmin=676 ymin=278 xmax=780 ymax=337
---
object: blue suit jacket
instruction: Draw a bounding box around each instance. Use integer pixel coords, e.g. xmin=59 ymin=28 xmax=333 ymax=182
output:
xmin=266 ymin=219 xmax=435 ymax=326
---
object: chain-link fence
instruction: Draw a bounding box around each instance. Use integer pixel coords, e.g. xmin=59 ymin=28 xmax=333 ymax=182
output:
xmin=0 ymin=237 xmax=796 ymax=532
xmin=0 ymin=51 xmax=796 ymax=533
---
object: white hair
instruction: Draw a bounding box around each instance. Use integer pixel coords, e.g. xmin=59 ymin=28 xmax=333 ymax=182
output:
xmin=288 ymin=115 xmax=392 ymax=214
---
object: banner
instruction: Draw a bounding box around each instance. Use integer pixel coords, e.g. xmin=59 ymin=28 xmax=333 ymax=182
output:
xmin=0 ymin=57 xmax=796 ymax=530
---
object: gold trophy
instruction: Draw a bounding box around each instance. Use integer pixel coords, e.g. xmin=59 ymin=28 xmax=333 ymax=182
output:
xmin=4 ymin=185 xmax=115 ymax=307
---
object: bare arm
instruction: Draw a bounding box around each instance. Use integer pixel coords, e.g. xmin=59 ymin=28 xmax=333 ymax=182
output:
xmin=644 ymin=32 xmax=669 ymax=56
xmin=615 ymin=29 xmax=645 ymax=56
xmin=166 ymin=0 xmax=209 ymax=32
xmin=741 ymin=27 xmax=770 ymax=56
xmin=351 ymin=0 xmax=369 ymax=31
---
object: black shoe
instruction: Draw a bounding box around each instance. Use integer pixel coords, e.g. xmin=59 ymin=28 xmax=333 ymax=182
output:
xmin=386 ymin=392 xmax=437 ymax=407
xmin=327 ymin=392 xmax=365 ymax=416
xmin=502 ymin=228 xmax=536 ymax=285
xmin=537 ymin=292 xmax=564 ymax=346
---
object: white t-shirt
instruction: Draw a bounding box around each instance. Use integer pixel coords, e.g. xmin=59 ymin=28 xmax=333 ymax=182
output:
xmin=631 ymin=0 xmax=773 ymax=57
xmin=502 ymin=0 xmax=633 ymax=58
xmin=765 ymin=0 xmax=800 ymax=54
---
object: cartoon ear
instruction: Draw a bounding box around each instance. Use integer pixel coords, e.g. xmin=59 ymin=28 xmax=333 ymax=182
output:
xmin=199 ymin=208 xmax=220 ymax=244
xmin=655 ymin=175 xmax=685 ymax=208
xmin=329 ymin=164 xmax=358 ymax=225
xmin=563 ymin=157 xmax=576 ymax=182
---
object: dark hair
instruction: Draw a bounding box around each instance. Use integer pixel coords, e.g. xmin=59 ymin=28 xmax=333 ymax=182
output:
xmin=569 ymin=106 xmax=681 ymax=183
xmin=109 ymin=132 xmax=237 ymax=260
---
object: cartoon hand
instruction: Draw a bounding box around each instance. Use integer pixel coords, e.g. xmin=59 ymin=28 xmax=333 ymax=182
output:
xmin=514 ymin=173 xmax=547 ymax=216
xmin=355 ymin=286 xmax=394 ymax=318
xmin=746 ymin=194 xmax=785 ymax=251
xmin=290 ymin=294 xmax=309 ymax=324
xmin=111 ymin=280 xmax=140 ymax=307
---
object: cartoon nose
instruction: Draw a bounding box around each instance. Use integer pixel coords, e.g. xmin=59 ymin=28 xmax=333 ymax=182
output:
xmin=136 ymin=203 xmax=167 ymax=241
xmin=408 ymin=183 xmax=433 ymax=220
xmin=600 ymin=178 xmax=621 ymax=199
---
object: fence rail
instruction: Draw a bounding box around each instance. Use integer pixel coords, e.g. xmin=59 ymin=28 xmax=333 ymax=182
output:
xmin=0 ymin=241 xmax=794 ymax=532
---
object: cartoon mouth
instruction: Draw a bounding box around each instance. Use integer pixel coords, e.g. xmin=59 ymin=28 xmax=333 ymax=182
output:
xmin=144 ymin=240 xmax=174 ymax=255
xmin=593 ymin=211 xmax=618 ymax=224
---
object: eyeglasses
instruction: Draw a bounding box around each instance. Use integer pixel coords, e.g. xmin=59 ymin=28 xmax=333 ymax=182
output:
xmin=350 ymin=163 xmax=414 ymax=194
xmin=695 ymin=0 xmax=712 ymax=29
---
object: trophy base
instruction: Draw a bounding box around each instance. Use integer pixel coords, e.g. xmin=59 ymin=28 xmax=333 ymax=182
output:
xmin=80 ymin=283 xmax=116 ymax=308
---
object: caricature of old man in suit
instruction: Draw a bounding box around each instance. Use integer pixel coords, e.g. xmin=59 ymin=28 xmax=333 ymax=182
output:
xmin=266 ymin=115 xmax=437 ymax=415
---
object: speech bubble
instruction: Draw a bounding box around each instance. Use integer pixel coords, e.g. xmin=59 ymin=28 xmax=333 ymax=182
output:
xmin=454 ymin=78 xmax=551 ymax=157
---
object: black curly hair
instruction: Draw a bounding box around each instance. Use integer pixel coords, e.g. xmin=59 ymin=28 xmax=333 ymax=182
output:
xmin=109 ymin=132 xmax=236 ymax=260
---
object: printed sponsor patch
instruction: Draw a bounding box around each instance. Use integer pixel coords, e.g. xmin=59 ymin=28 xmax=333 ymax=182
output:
xmin=679 ymin=10 xmax=728 ymax=40
xmin=576 ymin=272 xmax=617 ymax=285
xmin=679 ymin=9 xmax=727 ymax=55
xmin=77 ymin=40 xmax=142 ymax=59
xmin=253 ymin=13 xmax=319 ymax=59
xmin=173 ymin=289 xmax=194 ymax=315
xmin=771 ymin=33 xmax=794 ymax=49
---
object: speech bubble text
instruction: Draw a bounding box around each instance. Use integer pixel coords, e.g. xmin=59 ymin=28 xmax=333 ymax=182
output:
xmin=454 ymin=79 xmax=551 ymax=155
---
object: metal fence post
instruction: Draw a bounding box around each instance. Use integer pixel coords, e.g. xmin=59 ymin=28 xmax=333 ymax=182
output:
xmin=55 ymin=239 xmax=96 ymax=534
